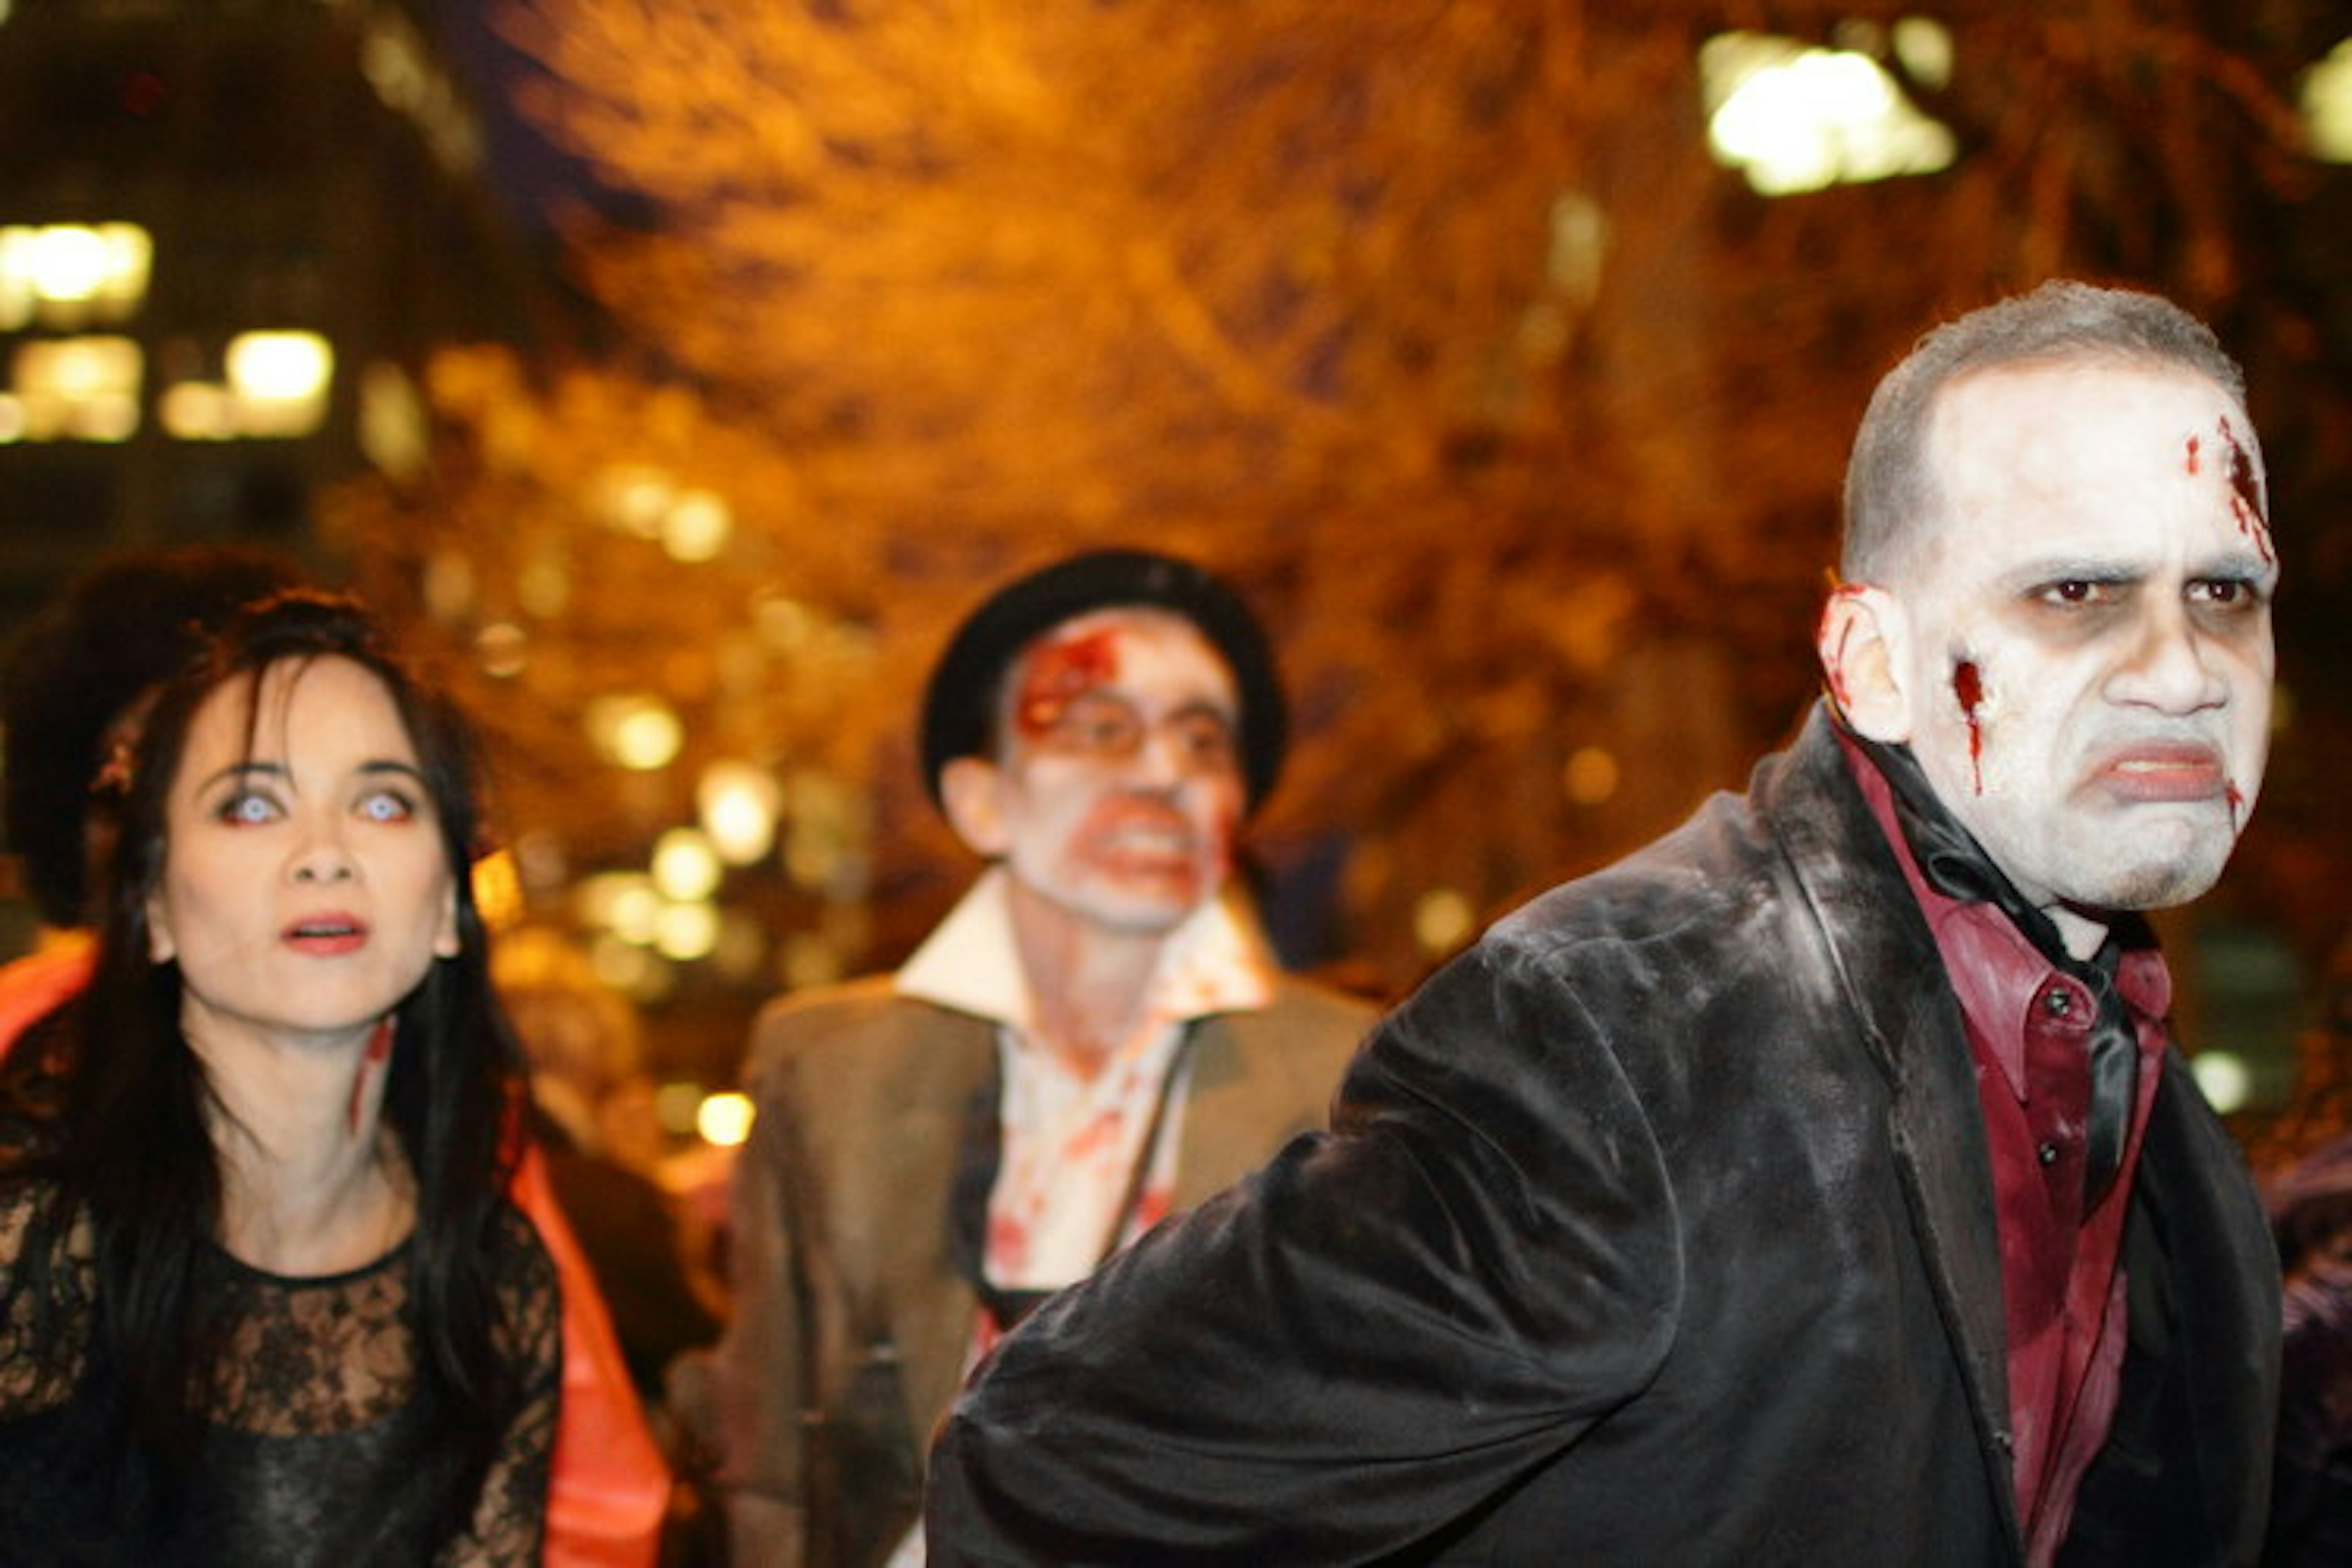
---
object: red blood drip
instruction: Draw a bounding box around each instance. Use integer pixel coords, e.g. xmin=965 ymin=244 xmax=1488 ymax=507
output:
xmin=349 ymin=1017 xmax=395 ymax=1133
xmin=2218 ymin=419 xmax=2275 ymax=566
xmin=2226 ymin=782 xmax=2246 ymax=829
xmin=1953 ymin=659 xmax=1986 ymax=795
xmin=2183 ymin=433 xmax=2201 ymax=475
xmin=1014 ymin=629 xmax=1120 ymax=738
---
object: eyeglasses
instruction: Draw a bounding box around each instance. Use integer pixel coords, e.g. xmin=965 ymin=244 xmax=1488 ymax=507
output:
xmin=1018 ymin=691 xmax=1239 ymax=777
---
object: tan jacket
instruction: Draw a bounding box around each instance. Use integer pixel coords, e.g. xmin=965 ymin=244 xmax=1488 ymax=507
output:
xmin=699 ymin=973 xmax=1374 ymax=1567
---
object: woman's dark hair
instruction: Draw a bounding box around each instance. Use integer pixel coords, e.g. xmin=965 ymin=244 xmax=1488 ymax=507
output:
xmin=12 ymin=589 xmax=527 ymax=1529
xmin=0 ymin=544 xmax=301 ymax=927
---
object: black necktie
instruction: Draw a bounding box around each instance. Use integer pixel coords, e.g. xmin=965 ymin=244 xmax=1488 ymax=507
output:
xmin=1852 ymin=734 xmax=2146 ymax=1207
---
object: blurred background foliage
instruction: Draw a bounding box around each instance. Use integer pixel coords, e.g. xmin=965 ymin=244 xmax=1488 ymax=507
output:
xmin=318 ymin=0 xmax=2352 ymax=1115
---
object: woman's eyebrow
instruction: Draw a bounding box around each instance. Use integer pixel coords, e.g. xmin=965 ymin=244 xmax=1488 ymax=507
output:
xmin=195 ymin=760 xmax=288 ymax=793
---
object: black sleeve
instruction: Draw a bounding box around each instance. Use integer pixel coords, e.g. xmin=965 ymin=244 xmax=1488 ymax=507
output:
xmin=925 ymin=934 xmax=1683 ymax=1565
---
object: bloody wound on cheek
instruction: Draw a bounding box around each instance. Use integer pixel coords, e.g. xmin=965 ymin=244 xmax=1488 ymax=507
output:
xmin=1014 ymin=630 xmax=1121 ymax=738
xmin=1953 ymin=657 xmax=1987 ymax=796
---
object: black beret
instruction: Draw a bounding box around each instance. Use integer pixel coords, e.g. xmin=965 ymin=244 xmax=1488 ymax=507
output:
xmin=920 ymin=549 xmax=1287 ymax=814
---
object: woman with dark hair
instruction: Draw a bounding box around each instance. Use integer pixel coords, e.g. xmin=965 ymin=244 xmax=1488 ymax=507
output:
xmin=0 ymin=591 xmax=559 ymax=1561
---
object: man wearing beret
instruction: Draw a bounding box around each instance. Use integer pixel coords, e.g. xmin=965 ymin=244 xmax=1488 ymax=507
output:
xmin=693 ymin=548 xmax=1376 ymax=1566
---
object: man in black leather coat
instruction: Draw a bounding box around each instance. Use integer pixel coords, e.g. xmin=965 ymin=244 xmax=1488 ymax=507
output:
xmin=924 ymin=281 xmax=2283 ymax=1566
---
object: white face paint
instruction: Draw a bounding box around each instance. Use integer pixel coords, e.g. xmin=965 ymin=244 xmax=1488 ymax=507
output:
xmin=969 ymin=608 xmax=1245 ymax=938
xmin=1886 ymin=360 xmax=2276 ymax=923
xmin=146 ymin=656 xmax=461 ymax=1056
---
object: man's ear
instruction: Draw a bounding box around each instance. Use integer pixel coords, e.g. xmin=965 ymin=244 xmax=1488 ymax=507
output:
xmin=1816 ymin=584 xmax=1917 ymax=744
xmin=939 ymin=756 xmax=1012 ymax=859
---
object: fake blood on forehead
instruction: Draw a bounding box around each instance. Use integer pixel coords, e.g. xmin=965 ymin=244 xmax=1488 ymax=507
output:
xmin=1014 ymin=628 xmax=1121 ymax=737
xmin=1952 ymin=658 xmax=1987 ymax=796
xmin=2218 ymin=418 xmax=2275 ymax=566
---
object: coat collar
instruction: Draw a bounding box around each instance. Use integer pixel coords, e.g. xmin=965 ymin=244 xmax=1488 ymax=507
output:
xmin=894 ymin=867 xmax=1278 ymax=1039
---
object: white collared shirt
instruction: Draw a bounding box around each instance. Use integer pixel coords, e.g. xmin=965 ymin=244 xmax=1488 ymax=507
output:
xmin=885 ymin=870 xmax=1280 ymax=1568
xmin=895 ymin=867 xmax=1277 ymax=1289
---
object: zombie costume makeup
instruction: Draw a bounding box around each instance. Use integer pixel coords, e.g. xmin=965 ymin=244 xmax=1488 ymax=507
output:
xmin=690 ymin=550 xmax=1374 ymax=1568
xmin=927 ymin=283 xmax=2282 ymax=1568
xmin=1871 ymin=361 xmax=2275 ymax=951
xmin=969 ymin=608 xmax=1246 ymax=938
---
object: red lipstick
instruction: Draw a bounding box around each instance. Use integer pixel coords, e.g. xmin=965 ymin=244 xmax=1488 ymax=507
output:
xmin=284 ymin=912 xmax=369 ymax=955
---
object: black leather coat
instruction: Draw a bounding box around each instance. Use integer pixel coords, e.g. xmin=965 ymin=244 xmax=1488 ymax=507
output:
xmin=927 ymin=706 xmax=2280 ymax=1566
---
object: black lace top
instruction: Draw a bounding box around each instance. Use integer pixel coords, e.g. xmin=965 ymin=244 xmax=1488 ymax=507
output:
xmin=0 ymin=1181 xmax=560 ymax=1565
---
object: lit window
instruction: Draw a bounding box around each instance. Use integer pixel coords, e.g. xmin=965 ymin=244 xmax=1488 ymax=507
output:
xmin=160 ymin=330 xmax=336 ymax=440
xmin=227 ymin=330 xmax=334 ymax=436
xmin=1701 ymin=25 xmax=1957 ymax=196
xmin=0 ymin=224 xmax=152 ymax=331
xmin=12 ymin=336 xmax=142 ymax=441
xmin=2305 ymin=37 xmax=2352 ymax=162
xmin=158 ymin=381 xmax=237 ymax=440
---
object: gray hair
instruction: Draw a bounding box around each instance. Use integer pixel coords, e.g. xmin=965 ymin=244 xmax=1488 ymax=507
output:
xmin=1841 ymin=280 xmax=2251 ymax=584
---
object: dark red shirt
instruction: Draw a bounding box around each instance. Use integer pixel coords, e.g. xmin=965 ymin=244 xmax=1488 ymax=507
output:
xmin=1843 ymin=736 xmax=2170 ymax=1565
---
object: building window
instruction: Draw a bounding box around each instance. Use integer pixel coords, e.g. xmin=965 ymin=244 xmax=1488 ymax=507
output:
xmin=0 ymin=223 xmax=153 ymax=331
xmin=159 ymin=329 xmax=335 ymax=440
xmin=1700 ymin=23 xmax=1957 ymax=197
xmin=6 ymin=334 xmax=143 ymax=442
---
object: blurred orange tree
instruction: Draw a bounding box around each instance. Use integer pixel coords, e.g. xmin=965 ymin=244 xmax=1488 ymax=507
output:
xmin=331 ymin=0 xmax=2350 ymax=1017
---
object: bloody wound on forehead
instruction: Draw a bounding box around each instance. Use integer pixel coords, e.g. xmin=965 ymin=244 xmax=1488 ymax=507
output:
xmin=1014 ymin=628 xmax=1121 ymax=739
xmin=2217 ymin=418 xmax=2274 ymax=567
